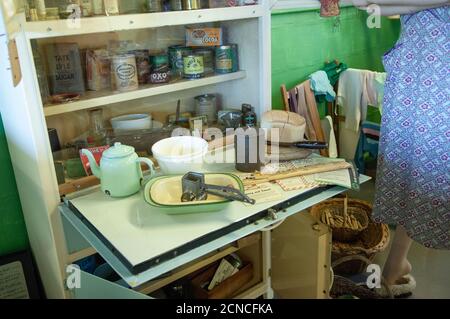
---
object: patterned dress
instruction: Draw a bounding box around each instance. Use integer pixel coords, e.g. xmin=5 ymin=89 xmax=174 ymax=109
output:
xmin=373 ymin=7 xmax=450 ymax=250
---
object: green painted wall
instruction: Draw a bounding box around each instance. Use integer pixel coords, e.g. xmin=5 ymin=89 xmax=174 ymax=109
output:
xmin=0 ymin=115 xmax=29 ymax=256
xmin=271 ymin=6 xmax=401 ymax=109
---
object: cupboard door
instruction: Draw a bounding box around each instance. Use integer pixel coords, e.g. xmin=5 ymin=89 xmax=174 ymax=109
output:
xmin=70 ymin=270 xmax=151 ymax=299
xmin=271 ymin=213 xmax=332 ymax=299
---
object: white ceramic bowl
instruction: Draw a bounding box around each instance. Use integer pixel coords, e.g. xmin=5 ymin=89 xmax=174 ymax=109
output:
xmin=111 ymin=114 xmax=152 ymax=133
xmin=152 ymin=136 xmax=209 ymax=175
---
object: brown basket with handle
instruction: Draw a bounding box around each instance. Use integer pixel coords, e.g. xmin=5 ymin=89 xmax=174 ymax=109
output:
xmin=332 ymin=222 xmax=390 ymax=274
xmin=311 ymin=197 xmax=369 ymax=242
xmin=311 ymin=198 xmax=390 ymax=275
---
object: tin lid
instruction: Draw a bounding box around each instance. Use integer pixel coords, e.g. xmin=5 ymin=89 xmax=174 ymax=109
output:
xmin=103 ymin=142 xmax=135 ymax=159
xmin=195 ymin=94 xmax=216 ymax=101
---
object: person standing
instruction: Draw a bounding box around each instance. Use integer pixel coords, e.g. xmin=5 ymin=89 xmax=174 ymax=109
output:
xmin=353 ymin=0 xmax=449 ymax=296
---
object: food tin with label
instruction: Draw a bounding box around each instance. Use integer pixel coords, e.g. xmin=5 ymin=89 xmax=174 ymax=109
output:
xmin=215 ymin=45 xmax=233 ymax=74
xmin=183 ymin=55 xmax=204 ymax=80
xmin=150 ymin=54 xmax=169 ymax=72
xmin=169 ymin=46 xmax=193 ymax=77
xmin=130 ymin=50 xmax=150 ymax=85
xmin=194 ymin=49 xmax=214 ymax=75
xmin=112 ymin=54 xmax=139 ymax=92
xmin=149 ymin=54 xmax=170 ymax=84
xmin=186 ymin=28 xmax=223 ymax=47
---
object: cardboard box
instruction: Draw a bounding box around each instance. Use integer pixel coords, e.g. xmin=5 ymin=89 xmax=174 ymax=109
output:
xmin=186 ymin=28 xmax=223 ymax=47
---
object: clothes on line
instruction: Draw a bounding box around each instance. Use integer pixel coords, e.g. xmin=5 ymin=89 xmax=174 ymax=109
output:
xmin=322 ymin=60 xmax=348 ymax=86
xmin=309 ymin=70 xmax=336 ymax=103
xmin=288 ymin=80 xmax=318 ymax=141
xmin=337 ymin=68 xmax=386 ymax=132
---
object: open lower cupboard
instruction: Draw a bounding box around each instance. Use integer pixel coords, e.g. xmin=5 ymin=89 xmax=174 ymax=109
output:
xmin=0 ymin=0 xmax=368 ymax=299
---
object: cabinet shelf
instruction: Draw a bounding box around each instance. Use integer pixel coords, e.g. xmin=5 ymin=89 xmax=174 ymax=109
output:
xmin=44 ymin=71 xmax=246 ymax=117
xmin=24 ymin=6 xmax=264 ymax=40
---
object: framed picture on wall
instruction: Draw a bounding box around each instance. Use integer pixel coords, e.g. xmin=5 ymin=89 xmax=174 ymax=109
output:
xmin=0 ymin=250 xmax=41 ymax=299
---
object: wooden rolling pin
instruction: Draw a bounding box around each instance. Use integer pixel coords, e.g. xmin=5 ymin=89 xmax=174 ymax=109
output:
xmin=243 ymin=161 xmax=352 ymax=186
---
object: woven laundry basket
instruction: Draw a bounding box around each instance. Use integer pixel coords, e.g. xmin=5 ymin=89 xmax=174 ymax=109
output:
xmin=311 ymin=198 xmax=390 ymax=275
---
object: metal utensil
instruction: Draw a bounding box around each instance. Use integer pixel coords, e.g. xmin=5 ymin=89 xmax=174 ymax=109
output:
xmin=268 ymin=140 xmax=329 ymax=150
xmin=181 ymin=172 xmax=255 ymax=205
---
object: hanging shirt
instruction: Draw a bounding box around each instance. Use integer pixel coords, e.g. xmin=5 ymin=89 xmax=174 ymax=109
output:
xmin=337 ymin=68 xmax=386 ymax=132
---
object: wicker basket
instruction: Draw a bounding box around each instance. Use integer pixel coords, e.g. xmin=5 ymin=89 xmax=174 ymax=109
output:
xmin=330 ymin=255 xmax=393 ymax=299
xmin=332 ymin=222 xmax=390 ymax=275
xmin=311 ymin=198 xmax=390 ymax=275
xmin=311 ymin=197 xmax=369 ymax=242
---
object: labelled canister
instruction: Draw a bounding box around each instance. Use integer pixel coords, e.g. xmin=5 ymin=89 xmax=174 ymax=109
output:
xmin=194 ymin=48 xmax=214 ymax=74
xmin=169 ymin=45 xmax=193 ymax=77
xmin=150 ymin=54 xmax=169 ymax=72
xmin=183 ymin=55 xmax=204 ymax=79
xmin=149 ymin=54 xmax=170 ymax=84
xmin=215 ymin=45 xmax=233 ymax=74
xmin=131 ymin=50 xmax=150 ymax=85
xmin=112 ymin=54 xmax=139 ymax=92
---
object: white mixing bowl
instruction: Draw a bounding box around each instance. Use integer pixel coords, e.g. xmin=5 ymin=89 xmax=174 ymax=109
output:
xmin=152 ymin=136 xmax=208 ymax=175
xmin=111 ymin=114 xmax=152 ymax=133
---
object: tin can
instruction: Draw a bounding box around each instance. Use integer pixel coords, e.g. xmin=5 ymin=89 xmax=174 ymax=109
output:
xmin=183 ymin=55 xmax=204 ymax=79
xmin=112 ymin=54 xmax=139 ymax=92
xmin=194 ymin=48 xmax=214 ymax=75
xmin=169 ymin=46 xmax=193 ymax=77
xmin=183 ymin=0 xmax=201 ymax=10
xmin=131 ymin=50 xmax=150 ymax=85
xmin=215 ymin=45 xmax=233 ymax=74
xmin=195 ymin=94 xmax=217 ymax=124
xmin=147 ymin=0 xmax=163 ymax=12
xmin=149 ymin=54 xmax=170 ymax=84
xmin=150 ymin=54 xmax=169 ymax=72
xmin=170 ymin=0 xmax=183 ymax=10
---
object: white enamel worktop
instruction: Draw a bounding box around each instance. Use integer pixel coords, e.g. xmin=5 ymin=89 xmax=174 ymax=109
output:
xmin=63 ymin=148 xmax=369 ymax=286
xmin=68 ymin=172 xmax=312 ymax=270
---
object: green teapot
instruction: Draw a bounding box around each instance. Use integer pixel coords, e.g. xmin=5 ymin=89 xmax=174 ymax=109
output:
xmin=82 ymin=142 xmax=154 ymax=198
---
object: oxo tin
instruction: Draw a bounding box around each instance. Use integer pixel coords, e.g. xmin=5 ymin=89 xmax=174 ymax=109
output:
xmin=183 ymin=55 xmax=204 ymax=79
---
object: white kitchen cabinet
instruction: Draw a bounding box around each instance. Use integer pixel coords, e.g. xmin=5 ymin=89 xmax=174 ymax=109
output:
xmin=0 ymin=0 xmax=365 ymax=299
xmin=0 ymin=0 xmax=272 ymax=298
